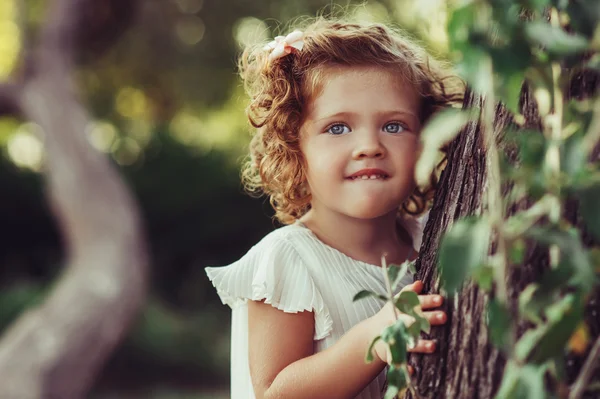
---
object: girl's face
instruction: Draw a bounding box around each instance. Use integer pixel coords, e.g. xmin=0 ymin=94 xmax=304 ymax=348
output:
xmin=299 ymin=66 xmax=421 ymax=221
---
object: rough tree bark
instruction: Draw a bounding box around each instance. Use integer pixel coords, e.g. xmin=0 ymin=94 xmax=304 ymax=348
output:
xmin=0 ymin=0 xmax=147 ymax=397
xmin=406 ymin=68 xmax=600 ymax=398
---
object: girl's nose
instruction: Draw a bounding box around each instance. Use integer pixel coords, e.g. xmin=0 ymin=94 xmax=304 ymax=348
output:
xmin=351 ymin=132 xmax=386 ymax=159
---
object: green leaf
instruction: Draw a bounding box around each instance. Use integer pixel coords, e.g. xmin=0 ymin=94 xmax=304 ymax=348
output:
xmin=526 ymin=227 xmax=595 ymax=293
xmin=519 ymin=284 xmax=544 ymax=325
xmin=504 ymin=129 xmax=547 ymax=168
xmin=488 ymin=299 xmax=512 ymax=351
xmin=580 ymin=183 xmax=600 ymax=242
xmin=561 ymin=134 xmax=586 ymax=178
xmin=406 ymin=321 xmax=422 ymax=347
xmin=386 ymin=366 xmax=407 ymax=398
xmin=395 ymin=291 xmax=431 ymax=335
xmin=394 ymin=290 xmax=430 ymax=335
xmin=365 ymin=335 xmax=381 ymax=363
xmin=353 ymin=290 xmax=387 ymax=303
xmin=458 ymin=47 xmax=493 ymax=95
xmin=438 ymin=216 xmax=491 ymax=295
xmin=394 ymin=291 xmax=420 ymax=311
xmin=519 ymin=266 xmax=573 ymax=324
xmin=472 ymin=264 xmax=495 ymax=292
xmin=497 ymin=71 xmax=525 ymax=115
xmin=494 ymin=361 xmax=521 ymax=399
xmin=515 ymin=293 xmax=584 ymax=364
xmin=524 ymin=21 xmax=589 ymax=56
xmin=517 ymin=365 xmax=547 ymax=399
xmin=515 ymin=327 xmax=547 ymax=363
xmin=509 ymin=239 xmax=526 ymax=265
xmin=494 ymin=361 xmax=547 ymax=399
xmin=388 ymin=261 xmax=410 ymax=291
xmin=381 ymin=321 xmax=409 ymax=365
xmin=447 ymin=3 xmax=476 ymax=52
xmin=383 ymin=385 xmax=400 ymax=399
xmin=416 ymin=108 xmax=475 ymax=186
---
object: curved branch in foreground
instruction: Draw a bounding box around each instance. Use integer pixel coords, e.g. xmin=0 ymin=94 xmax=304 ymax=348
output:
xmin=0 ymin=0 xmax=147 ymax=397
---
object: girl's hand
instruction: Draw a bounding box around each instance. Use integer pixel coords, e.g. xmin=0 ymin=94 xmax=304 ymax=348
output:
xmin=371 ymin=280 xmax=446 ymax=364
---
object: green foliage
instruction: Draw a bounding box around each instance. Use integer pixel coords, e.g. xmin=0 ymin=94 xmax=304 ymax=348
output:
xmin=438 ymin=217 xmax=491 ymax=295
xmin=421 ymin=0 xmax=600 ymax=397
xmin=415 ymin=108 xmax=475 ymax=186
xmin=359 ymin=0 xmax=599 ymax=394
xmin=488 ymin=299 xmax=512 ymax=351
xmin=354 ymin=258 xmax=430 ymax=397
xmin=495 ymin=362 xmax=547 ymax=399
xmin=579 ymin=183 xmax=600 ymax=241
xmin=353 ymin=290 xmax=388 ymax=303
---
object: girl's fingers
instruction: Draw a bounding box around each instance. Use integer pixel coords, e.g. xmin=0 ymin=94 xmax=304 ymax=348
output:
xmin=400 ymin=280 xmax=423 ymax=294
xmin=419 ymin=294 xmax=444 ymax=309
xmin=423 ymin=310 xmax=447 ymax=325
xmin=408 ymin=339 xmax=436 ymax=353
xmin=407 ymin=365 xmax=414 ymax=375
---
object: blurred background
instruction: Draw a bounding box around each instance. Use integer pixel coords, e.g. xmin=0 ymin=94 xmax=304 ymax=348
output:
xmin=0 ymin=0 xmax=449 ymax=397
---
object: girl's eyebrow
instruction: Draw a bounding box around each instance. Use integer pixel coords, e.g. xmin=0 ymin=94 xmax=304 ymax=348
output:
xmin=314 ymin=110 xmax=420 ymax=125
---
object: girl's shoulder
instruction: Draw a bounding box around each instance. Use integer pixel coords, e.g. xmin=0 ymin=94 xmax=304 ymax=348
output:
xmin=205 ymin=222 xmax=333 ymax=339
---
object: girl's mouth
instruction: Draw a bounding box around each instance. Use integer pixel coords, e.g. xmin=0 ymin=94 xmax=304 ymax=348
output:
xmin=348 ymin=174 xmax=388 ymax=180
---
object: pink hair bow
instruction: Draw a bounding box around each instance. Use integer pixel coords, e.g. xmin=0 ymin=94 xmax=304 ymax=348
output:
xmin=263 ymin=30 xmax=304 ymax=61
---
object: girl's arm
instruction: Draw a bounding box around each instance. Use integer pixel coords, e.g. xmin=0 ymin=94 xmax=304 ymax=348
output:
xmin=248 ymin=280 xmax=444 ymax=399
xmin=248 ymin=299 xmax=384 ymax=399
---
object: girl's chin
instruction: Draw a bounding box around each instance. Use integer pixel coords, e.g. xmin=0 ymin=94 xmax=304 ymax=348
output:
xmin=343 ymin=204 xmax=401 ymax=220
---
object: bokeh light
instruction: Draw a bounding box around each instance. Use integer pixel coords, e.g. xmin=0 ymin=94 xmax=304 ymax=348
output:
xmin=233 ymin=16 xmax=269 ymax=49
xmin=115 ymin=87 xmax=149 ymax=119
xmin=6 ymin=123 xmax=44 ymax=171
xmin=111 ymin=137 xmax=142 ymax=166
xmin=0 ymin=0 xmax=21 ymax=79
xmin=86 ymin=120 xmax=118 ymax=153
xmin=174 ymin=0 xmax=204 ymax=14
xmin=175 ymin=15 xmax=205 ymax=46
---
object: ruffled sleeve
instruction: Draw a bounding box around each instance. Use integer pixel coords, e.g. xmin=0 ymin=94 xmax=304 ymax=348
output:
xmin=205 ymin=235 xmax=333 ymax=340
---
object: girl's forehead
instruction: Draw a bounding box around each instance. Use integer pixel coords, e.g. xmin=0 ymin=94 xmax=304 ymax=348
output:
xmin=303 ymin=65 xmax=421 ymax=116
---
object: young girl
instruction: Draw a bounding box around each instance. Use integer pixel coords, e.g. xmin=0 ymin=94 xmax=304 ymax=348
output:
xmin=206 ymin=18 xmax=463 ymax=399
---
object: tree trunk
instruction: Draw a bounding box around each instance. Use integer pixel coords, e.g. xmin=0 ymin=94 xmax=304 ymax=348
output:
xmin=0 ymin=0 xmax=148 ymax=397
xmin=407 ymin=71 xmax=600 ymax=399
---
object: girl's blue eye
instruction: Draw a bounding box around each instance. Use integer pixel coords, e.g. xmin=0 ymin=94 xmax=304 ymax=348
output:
xmin=383 ymin=122 xmax=406 ymax=134
xmin=326 ymin=124 xmax=350 ymax=135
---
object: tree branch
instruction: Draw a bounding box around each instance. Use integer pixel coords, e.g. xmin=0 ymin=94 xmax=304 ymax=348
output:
xmin=0 ymin=0 xmax=146 ymax=397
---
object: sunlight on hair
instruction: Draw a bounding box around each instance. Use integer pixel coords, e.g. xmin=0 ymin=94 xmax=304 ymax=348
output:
xmin=233 ymin=16 xmax=269 ymax=49
xmin=175 ymin=15 xmax=206 ymax=46
xmin=86 ymin=120 xmax=117 ymax=153
xmin=0 ymin=0 xmax=20 ymax=79
xmin=6 ymin=123 xmax=44 ymax=171
xmin=352 ymin=2 xmax=390 ymax=24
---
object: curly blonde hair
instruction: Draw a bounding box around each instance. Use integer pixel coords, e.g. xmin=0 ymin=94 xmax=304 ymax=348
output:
xmin=239 ymin=18 xmax=464 ymax=224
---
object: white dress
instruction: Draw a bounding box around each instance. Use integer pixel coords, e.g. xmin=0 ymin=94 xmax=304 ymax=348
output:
xmin=205 ymin=217 xmax=426 ymax=399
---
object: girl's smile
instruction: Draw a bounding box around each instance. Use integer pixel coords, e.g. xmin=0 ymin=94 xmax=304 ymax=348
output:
xmin=346 ymin=168 xmax=390 ymax=180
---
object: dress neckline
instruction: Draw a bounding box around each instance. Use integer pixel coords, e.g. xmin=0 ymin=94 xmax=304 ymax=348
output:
xmin=292 ymin=220 xmax=416 ymax=271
